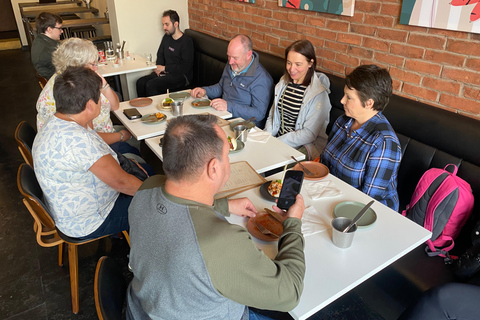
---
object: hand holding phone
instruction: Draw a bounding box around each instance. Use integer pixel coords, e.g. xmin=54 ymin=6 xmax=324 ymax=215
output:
xmin=277 ymin=170 xmax=304 ymax=210
xmin=123 ymin=108 xmax=142 ymax=120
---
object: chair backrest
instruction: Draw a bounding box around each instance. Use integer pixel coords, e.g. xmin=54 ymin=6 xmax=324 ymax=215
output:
xmin=15 ymin=121 xmax=36 ymax=167
xmin=17 ymin=163 xmax=56 ymax=230
xmin=36 ymin=73 xmax=48 ymax=89
xmin=94 ymin=256 xmax=127 ymax=320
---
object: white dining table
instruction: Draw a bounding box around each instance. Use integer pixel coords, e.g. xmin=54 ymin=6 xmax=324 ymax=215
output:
xmin=227 ymin=172 xmax=432 ymax=320
xmin=113 ymin=92 xmax=232 ymax=140
xmin=145 ymin=120 xmax=306 ymax=174
xmin=97 ymin=54 xmax=156 ymax=78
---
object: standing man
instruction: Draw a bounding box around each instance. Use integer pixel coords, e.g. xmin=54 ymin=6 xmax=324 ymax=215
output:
xmin=127 ymin=114 xmax=306 ymax=320
xmin=136 ymin=10 xmax=194 ymax=97
xmin=191 ymin=35 xmax=274 ymax=128
xmin=31 ymin=12 xmax=63 ymax=80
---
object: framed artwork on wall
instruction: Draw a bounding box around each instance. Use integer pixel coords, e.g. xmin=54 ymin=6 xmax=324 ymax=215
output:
xmin=400 ymin=0 xmax=480 ymax=34
xmin=278 ymin=0 xmax=355 ymax=17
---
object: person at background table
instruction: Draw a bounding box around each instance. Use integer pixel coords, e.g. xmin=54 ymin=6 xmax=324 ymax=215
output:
xmin=127 ymin=114 xmax=305 ymax=320
xmin=320 ymin=65 xmax=402 ymax=211
xmin=190 ymin=35 xmax=274 ymax=128
xmin=33 ymin=67 xmax=145 ymax=239
xmin=264 ymin=40 xmax=332 ymax=160
xmin=36 ymin=38 xmax=139 ymax=158
xmin=136 ymin=10 xmax=194 ymax=97
xmin=31 ymin=12 xmax=63 ymax=80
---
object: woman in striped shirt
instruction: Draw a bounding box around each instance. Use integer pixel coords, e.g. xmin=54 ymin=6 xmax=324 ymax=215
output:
xmin=264 ymin=40 xmax=332 ymax=160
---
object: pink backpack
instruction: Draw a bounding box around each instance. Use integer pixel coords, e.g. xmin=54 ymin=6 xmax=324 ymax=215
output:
xmin=402 ymin=164 xmax=475 ymax=261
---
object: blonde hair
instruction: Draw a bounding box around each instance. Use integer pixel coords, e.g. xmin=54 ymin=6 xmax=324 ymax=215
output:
xmin=52 ymin=38 xmax=98 ymax=73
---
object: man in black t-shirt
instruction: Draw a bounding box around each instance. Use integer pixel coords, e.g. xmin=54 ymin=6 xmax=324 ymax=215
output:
xmin=136 ymin=10 xmax=194 ymax=97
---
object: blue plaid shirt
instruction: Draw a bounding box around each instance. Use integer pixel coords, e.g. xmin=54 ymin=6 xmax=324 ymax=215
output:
xmin=320 ymin=113 xmax=402 ymax=211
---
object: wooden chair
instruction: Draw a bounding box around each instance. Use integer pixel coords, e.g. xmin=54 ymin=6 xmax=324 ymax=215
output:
xmin=17 ymin=163 xmax=130 ymax=314
xmin=14 ymin=121 xmax=36 ymax=167
xmin=94 ymin=256 xmax=127 ymax=320
xmin=17 ymin=163 xmax=64 ymax=266
xmin=36 ymin=72 xmax=48 ymax=89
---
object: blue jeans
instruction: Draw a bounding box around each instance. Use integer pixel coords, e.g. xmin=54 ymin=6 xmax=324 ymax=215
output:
xmin=248 ymin=308 xmax=275 ymax=320
xmin=78 ymin=193 xmax=132 ymax=240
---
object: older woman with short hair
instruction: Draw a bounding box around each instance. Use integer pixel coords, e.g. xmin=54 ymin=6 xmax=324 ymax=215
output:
xmin=33 ymin=66 xmax=142 ymax=239
xmin=265 ymin=39 xmax=332 ymax=160
xmin=36 ymin=37 xmax=131 ymax=146
xmin=320 ymin=65 xmax=402 ymax=210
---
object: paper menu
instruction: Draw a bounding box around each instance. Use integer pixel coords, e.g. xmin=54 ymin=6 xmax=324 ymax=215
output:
xmin=215 ymin=161 xmax=266 ymax=199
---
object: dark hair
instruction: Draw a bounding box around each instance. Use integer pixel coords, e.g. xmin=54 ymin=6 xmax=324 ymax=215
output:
xmin=35 ymin=12 xmax=62 ymax=34
xmin=284 ymin=40 xmax=316 ymax=87
xmin=232 ymin=34 xmax=253 ymax=52
xmin=163 ymin=10 xmax=180 ymax=25
xmin=162 ymin=114 xmax=224 ymax=181
xmin=345 ymin=65 xmax=392 ymax=111
xmin=53 ymin=66 xmax=102 ymax=115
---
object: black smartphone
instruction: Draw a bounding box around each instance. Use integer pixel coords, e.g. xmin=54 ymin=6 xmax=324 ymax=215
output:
xmin=123 ymin=108 xmax=142 ymax=120
xmin=277 ymin=170 xmax=304 ymax=210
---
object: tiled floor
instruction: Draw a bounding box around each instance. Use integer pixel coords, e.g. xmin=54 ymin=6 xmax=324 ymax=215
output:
xmin=0 ymin=48 xmax=402 ymax=320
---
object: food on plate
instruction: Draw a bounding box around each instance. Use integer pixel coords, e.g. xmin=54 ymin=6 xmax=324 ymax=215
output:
xmin=162 ymin=98 xmax=173 ymax=107
xmin=255 ymin=212 xmax=283 ymax=237
xmin=155 ymin=112 xmax=165 ymax=120
xmin=227 ymin=136 xmax=237 ymax=151
xmin=267 ymin=180 xmax=282 ymax=198
xmin=192 ymin=100 xmax=210 ymax=107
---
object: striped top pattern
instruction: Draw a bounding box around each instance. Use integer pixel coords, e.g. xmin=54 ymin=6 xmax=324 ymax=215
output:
xmin=277 ymin=82 xmax=307 ymax=136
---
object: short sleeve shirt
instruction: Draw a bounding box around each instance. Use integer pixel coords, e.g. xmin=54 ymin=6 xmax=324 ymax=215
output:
xmin=36 ymin=74 xmax=114 ymax=133
xmin=32 ymin=116 xmax=120 ymax=237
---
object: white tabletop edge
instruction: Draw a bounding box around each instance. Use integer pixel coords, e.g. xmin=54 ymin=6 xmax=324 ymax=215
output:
xmin=144 ymin=121 xmax=306 ymax=174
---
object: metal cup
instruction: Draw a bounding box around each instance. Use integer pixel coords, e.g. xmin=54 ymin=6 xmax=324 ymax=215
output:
xmin=171 ymin=101 xmax=183 ymax=117
xmin=331 ymin=217 xmax=357 ymax=248
xmin=234 ymin=125 xmax=248 ymax=143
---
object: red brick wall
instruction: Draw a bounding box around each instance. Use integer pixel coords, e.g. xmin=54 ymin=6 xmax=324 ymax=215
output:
xmin=188 ymin=0 xmax=480 ymax=119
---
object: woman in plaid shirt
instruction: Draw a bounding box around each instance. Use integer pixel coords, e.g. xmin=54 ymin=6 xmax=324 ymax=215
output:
xmin=320 ymin=65 xmax=402 ymax=211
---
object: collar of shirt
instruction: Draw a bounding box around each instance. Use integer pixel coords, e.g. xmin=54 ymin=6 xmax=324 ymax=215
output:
xmin=229 ymin=56 xmax=254 ymax=78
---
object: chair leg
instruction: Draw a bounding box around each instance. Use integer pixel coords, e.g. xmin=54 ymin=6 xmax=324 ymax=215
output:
xmin=122 ymin=230 xmax=130 ymax=247
xmin=68 ymin=244 xmax=80 ymax=314
xmin=58 ymin=243 xmax=64 ymax=266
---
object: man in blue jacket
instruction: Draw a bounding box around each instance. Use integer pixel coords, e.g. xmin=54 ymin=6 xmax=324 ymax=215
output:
xmin=191 ymin=35 xmax=273 ymax=128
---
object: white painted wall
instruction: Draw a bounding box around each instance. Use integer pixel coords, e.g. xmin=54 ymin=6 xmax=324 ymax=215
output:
xmin=106 ymin=0 xmax=189 ymax=99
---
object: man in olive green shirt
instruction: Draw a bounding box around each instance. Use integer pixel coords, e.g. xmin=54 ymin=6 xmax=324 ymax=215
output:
xmin=127 ymin=114 xmax=305 ymax=320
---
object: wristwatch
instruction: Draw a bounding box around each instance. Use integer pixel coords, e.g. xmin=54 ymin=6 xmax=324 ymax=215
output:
xmin=119 ymin=131 xmax=124 ymax=142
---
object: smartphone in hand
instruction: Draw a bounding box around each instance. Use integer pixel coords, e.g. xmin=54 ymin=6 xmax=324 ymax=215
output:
xmin=277 ymin=170 xmax=304 ymax=210
xmin=123 ymin=108 xmax=142 ymax=120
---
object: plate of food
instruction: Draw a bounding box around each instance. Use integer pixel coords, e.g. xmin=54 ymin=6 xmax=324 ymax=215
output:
xmin=293 ymin=161 xmax=329 ymax=181
xmin=192 ymin=99 xmax=211 ymax=108
xmin=260 ymin=180 xmax=282 ymax=202
xmin=334 ymin=201 xmax=377 ymax=229
xmin=247 ymin=211 xmax=283 ymax=242
xmin=229 ymin=120 xmax=255 ymax=131
xmin=140 ymin=112 xmax=167 ymax=125
xmin=169 ymin=91 xmax=190 ymax=100
xmin=160 ymin=97 xmax=174 ymax=110
xmin=129 ymin=97 xmax=153 ymax=107
xmin=228 ymin=136 xmax=244 ymax=153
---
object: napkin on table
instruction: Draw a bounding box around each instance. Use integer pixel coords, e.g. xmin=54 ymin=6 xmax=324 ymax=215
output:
xmin=247 ymin=128 xmax=271 ymax=143
xmin=303 ymin=180 xmax=342 ymax=200
xmin=301 ymin=206 xmax=330 ymax=237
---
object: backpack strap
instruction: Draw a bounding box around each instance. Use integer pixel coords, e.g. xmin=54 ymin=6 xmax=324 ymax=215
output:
xmin=425 ymin=239 xmax=458 ymax=264
xmin=443 ymin=164 xmax=458 ymax=175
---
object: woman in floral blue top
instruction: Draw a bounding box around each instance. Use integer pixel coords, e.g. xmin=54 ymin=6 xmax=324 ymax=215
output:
xmin=320 ymin=65 xmax=402 ymax=211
